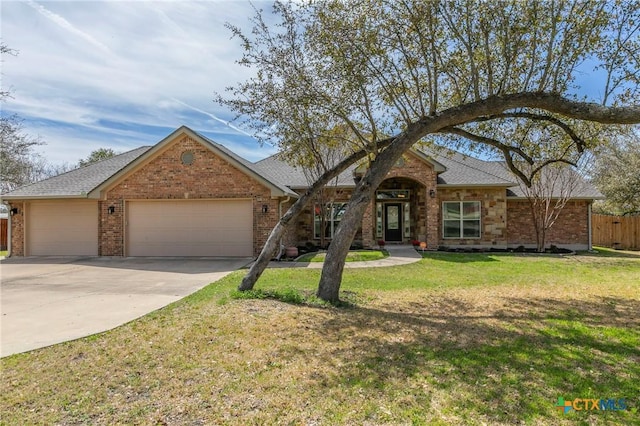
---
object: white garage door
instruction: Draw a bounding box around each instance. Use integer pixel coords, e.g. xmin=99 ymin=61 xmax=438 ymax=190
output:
xmin=127 ymin=200 xmax=253 ymax=257
xmin=27 ymin=200 xmax=99 ymax=256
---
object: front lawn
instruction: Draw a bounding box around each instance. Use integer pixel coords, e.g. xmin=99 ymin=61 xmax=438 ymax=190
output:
xmin=1 ymin=248 xmax=638 ymax=425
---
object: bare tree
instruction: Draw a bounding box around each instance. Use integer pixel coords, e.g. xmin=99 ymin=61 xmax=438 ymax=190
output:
xmin=516 ymin=162 xmax=584 ymax=252
xmin=0 ymin=114 xmax=46 ymax=194
xmin=1 ymin=43 xmax=49 ymax=193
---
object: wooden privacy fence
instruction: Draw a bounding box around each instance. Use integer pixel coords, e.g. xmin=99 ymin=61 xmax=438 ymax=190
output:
xmin=592 ymin=214 xmax=640 ymax=250
xmin=1 ymin=218 xmax=7 ymax=251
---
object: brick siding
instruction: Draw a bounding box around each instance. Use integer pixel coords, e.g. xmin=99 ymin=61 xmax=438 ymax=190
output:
xmin=100 ymin=135 xmax=275 ymax=256
xmin=506 ymin=199 xmax=590 ymax=248
xmin=7 ymin=136 xmax=594 ymax=256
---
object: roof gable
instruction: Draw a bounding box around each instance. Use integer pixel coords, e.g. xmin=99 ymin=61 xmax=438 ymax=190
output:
xmin=92 ymin=126 xmax=296 ymax=198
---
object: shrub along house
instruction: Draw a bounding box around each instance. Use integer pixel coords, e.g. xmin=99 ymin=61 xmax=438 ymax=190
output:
xmin=1 ymin=126 xmax=601 ymax=257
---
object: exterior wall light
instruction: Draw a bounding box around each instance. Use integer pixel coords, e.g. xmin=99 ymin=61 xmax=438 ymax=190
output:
xmin=429 ymin=189 xmax=436 ymax=198
xmin=10 ymin=207 xmax=19 ymax=215
xmin=262 ymin=204 xmax=269 ymax=213
xmin=108 ymin=205 xmax=116 ymax=214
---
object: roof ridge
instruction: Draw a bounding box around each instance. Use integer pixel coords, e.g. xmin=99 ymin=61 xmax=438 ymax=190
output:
xmin=89 ymin=146 xmax=152 ymax=192
xmin=426 ymin=146 xmax=516 ymax=185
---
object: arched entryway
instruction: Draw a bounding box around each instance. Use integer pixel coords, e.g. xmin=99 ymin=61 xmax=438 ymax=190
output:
xmin=375 ymin=177 xmax=428 ymax=243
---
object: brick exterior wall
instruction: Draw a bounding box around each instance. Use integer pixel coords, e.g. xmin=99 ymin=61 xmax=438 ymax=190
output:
xmin=506 ymin=199 xmax=590 ymax=249
xmin=100 ymin=135 xmax=276 ymax=256
xmin=437 ymin=187 xmax=509 ymax=248
xmin=6 ymin=136 xmax=593 ymax=256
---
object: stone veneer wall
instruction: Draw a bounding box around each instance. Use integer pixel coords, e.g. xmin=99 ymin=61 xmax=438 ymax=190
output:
xmin=437 ymin=187 xmax=508 ymax=248
xmin=361 ymin=153 xmax=439 ymax=248
xmin=100 ymin=135 xmax=276 ymax=256
xmin=7 ymin=201 xmax=25 ymax=256
xmin=506 ymin=199 xmax=590 ymax=249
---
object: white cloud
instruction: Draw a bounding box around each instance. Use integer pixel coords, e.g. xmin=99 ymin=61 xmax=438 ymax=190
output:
xmin=1 ymin=0 xmax=273 ymax=164
xmin=25 ymin=0 xmax=113 ymax=55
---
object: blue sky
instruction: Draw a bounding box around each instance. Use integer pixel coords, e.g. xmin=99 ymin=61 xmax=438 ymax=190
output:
xmin=1 ymin=0 xmax=277 ymax=165
xmin=1 ymin=1 xmax=626 ymax=168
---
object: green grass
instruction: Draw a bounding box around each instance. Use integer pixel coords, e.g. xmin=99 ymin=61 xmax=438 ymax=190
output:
xmin=1 ymin=247 xmax=638 ymax=425
xmin=296 ymin=249 xmax=388 ymax=262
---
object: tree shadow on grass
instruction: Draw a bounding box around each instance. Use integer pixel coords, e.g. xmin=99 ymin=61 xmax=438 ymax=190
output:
xmin=421 ymin=252 xmax=501 ymax=263
xmin=313 ymin=295 xmax=640 ymax=424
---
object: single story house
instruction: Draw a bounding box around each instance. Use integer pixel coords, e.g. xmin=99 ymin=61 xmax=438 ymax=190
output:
xmin=1 ymin=126 xmax=601 ymax=257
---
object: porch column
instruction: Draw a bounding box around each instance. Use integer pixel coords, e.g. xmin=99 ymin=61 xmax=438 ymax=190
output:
xmin=426 ymin=186 xmax=439 ymax=249
xmin=362 ymin=200 xmax=375 ymax=248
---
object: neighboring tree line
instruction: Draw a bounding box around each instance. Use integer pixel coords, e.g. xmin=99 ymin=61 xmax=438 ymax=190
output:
xmin=590 ymin=129 xmax=640 ymax=216
xmin=1 ymin=43 xmax=117 ymax=194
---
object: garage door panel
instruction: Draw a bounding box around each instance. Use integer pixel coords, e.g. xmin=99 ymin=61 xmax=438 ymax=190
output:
xmin=127 ymin=200 xmax=253 ymax=257
xmin=27 ymin=201 xmax=98 ymax=256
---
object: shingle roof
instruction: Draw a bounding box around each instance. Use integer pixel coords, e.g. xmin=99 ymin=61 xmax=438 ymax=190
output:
xmin=256 ymin=146 xmax=602 ymax=199
xmin=253 ymin=154 xmax=358 ymax=189
xmin=505 ymin=168 xmax=603 ymax=199
xmin=2 ymin=127 xmax=602 ymax=201
xmin=421 ymin=148 xmax=517 ymax=186
xmin=1 ymin=147 xmax=151 ymax=198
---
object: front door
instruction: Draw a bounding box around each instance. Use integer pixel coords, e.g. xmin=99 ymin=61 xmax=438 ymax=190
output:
xmin=384 ymin=203 xmax=402 ymax=242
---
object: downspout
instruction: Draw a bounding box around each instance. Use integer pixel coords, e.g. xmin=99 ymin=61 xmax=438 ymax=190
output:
xmin=588 ymin=201 xmax=593 ymax=251
xmin=278 ymin=196 xmax=291 ymax=219
xmin=277 ymin=196 xmax=291 ymax=260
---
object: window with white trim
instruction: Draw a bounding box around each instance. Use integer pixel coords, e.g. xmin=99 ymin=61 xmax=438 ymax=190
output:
xmin=314 ymin=203 xmax=347 ymax=239
xmin=443 ymin=201 xmax=481 ymax=238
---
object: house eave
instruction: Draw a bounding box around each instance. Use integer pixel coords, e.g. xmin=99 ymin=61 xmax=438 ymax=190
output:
xmin=437 ymin=183 xmax=516 ymax=188
xmin=0 ymin=194 xmax=91 ymax=201
xmin=410 ymin=149 xmax=447 ymax=172
xmin=287 ymin=184 xmax=356 ymax=191
xmin=507 ymin=195 xmax=605 ymax=201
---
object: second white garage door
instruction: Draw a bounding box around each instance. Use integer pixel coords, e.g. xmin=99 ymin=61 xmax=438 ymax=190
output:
xmin=127 ymin=200 xmax=253 ymax=257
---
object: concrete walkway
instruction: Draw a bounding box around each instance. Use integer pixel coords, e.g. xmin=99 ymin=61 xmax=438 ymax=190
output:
xmin=265 ymin=244 xmax=422 ymax=269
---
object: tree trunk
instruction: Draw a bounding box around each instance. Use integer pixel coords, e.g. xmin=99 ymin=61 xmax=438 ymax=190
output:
xmin=537 ymin=227 xmax=546 ymax=253
xmin=316 ymin=127 xmax=425 ymax=302
xmin=252 ymin=93 xmax=640 ymax=297
xmin=239 ymin=220 xmax=286 ymax=291
xmin=316 ymin=187 xmax=373 ymax=302
xmin=238 ymin=142 xmax=392 ymax=291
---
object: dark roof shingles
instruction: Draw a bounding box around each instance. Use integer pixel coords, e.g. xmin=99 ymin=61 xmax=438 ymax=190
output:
xmin=2 ymin=147 xmax=151 ymax=197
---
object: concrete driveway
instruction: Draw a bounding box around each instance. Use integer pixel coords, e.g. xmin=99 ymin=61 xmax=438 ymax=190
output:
xmin=0 ymin=256 xmax=250 ymax=357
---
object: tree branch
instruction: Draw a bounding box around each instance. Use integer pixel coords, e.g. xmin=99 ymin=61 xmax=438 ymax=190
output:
xmin=438 ymin=126 xmax=534 ymax=186
xmin=469 ymin=111 xmax=587 ymax=152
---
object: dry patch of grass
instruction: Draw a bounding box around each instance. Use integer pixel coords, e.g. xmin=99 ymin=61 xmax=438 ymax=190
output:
xmin=1 ymin=249 xmax=639 ymax=425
